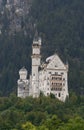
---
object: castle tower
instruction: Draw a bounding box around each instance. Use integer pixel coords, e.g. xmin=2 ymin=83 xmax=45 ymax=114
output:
xmin=17 ymin=67 xmax=29 ymax=98
xmin=31 ymin=33 xmax=41 ymax=97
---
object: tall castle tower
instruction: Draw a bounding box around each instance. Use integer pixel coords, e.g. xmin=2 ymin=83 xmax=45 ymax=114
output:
xmin=31 ymin=33 xmax=41 ymax=97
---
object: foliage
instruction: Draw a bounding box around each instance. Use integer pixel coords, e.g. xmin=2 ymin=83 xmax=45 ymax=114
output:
xmin=22 ymin=122 xmax=36 ymax=130
xmin=59 ymin=116 xmax=84 ymax=130
xmin=0 ymin=94 xmax=83 ymax=129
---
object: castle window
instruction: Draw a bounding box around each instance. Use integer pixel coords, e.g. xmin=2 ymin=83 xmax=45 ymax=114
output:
xmin=63 ymin=78 xmax=65 ymax=81
xmin=63 ymin=83 xmax=65 ymax=86
xmin=47 ymin=93 xmax=49 ymax=96
xmin=49 ymin=72 xmax=51 ymax=74
xmin=55 ymin=65 xmax=57 ymax=67
xmin=58 ymin=93 xmax=61 ymax=97
xmin=47 ymin=77 xmax=49 ymax=80
xmin=61 ymin=72 xmax=64 ymax=75
xmin=55 ymin=72 xmax=58 ymax=75
xmin=60 ymin=88 xmax=62 ymax=91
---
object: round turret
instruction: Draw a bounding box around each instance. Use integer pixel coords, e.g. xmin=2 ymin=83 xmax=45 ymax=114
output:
xmin=19 ymin=67 xmax=28 ymax=80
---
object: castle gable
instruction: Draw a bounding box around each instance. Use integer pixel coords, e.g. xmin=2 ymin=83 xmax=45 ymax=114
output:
xmin=46 ymin=54 xmax=66 ymax=70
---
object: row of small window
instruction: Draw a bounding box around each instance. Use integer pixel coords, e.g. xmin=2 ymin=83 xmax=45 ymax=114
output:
xmin=52 ymin=77 xmax=62 ymax=80
xmin=47 ymin=93 xmax=61 ymax=97
xmin=51 ymin=88 xmax=62 ymax=91
xmin=52 ymin=83 xmax=63 ymax=86
xmin=51 ymin=77 xmax=65 ymax=80
xmin=49 ymin=72 xmax=64 ymax=75
xmin=43 ymin=88 xmax=49 ymax=90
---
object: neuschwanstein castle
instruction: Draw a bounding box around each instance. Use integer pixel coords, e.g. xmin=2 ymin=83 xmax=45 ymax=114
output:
xmin=17 ymin=35 xmax=69 ymax=102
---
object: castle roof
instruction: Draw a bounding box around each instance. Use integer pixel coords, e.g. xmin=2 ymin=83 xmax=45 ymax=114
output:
xmin=46 ymin=55 xmax=55 ymax=62
xmin=46 ymin=54 xmax=67 ymax=70
xmin=19 ymin=67 xmax=27 ymax=72
xmin=19 ymin=67 xmax=28 ymax=76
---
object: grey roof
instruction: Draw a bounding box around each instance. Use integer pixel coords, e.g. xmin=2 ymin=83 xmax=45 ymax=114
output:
xmin=19 ymin=67 xmax=27 ymax=72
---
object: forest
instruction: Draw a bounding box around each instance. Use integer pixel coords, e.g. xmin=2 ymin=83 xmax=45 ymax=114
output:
xmin=0 ymin=93 xmax=84 ymax=130
xmin=0 ymin=0 xmax=84 ymax=129
xmin=0 ymin=0 xmax=84 ymax=96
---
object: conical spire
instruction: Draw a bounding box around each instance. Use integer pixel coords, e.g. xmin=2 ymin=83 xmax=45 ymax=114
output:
xmin=34 ymin=29 xmax=39 ymax=41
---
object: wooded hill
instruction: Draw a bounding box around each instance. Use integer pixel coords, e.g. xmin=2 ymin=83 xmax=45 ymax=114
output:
xmin=0 ymin=0 xmax=84 ymax=95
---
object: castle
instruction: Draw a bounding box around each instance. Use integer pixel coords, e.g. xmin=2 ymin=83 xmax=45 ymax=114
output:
xmin=17 ymin=35 xmax=69 ymax=102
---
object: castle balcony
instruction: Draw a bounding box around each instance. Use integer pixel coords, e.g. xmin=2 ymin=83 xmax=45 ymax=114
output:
xmin=50 ymin=76 xmax=65 ymax=91
xmin=50 ymin=77 xmax=64 ymax=83
xmin=51 ymin=82 xmax=62 ymax=87
xmin=50 ymin=82 xmax=65 ymax=91
xmin=31 ymin=54 xmax=41 ymax=58
xmin=51 ymin=80 xmax=63 ymax=84
xmin=50 ymin=82 xmax=63 ymax=91
xmin=50 ymin=74 xmax=65 ymax=84
xmin=51 ymin=87 xmax=62 ymax=91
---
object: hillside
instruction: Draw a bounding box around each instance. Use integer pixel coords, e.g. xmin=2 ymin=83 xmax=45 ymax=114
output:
xmin=0 ymin=0 xmax=84 ymax=95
